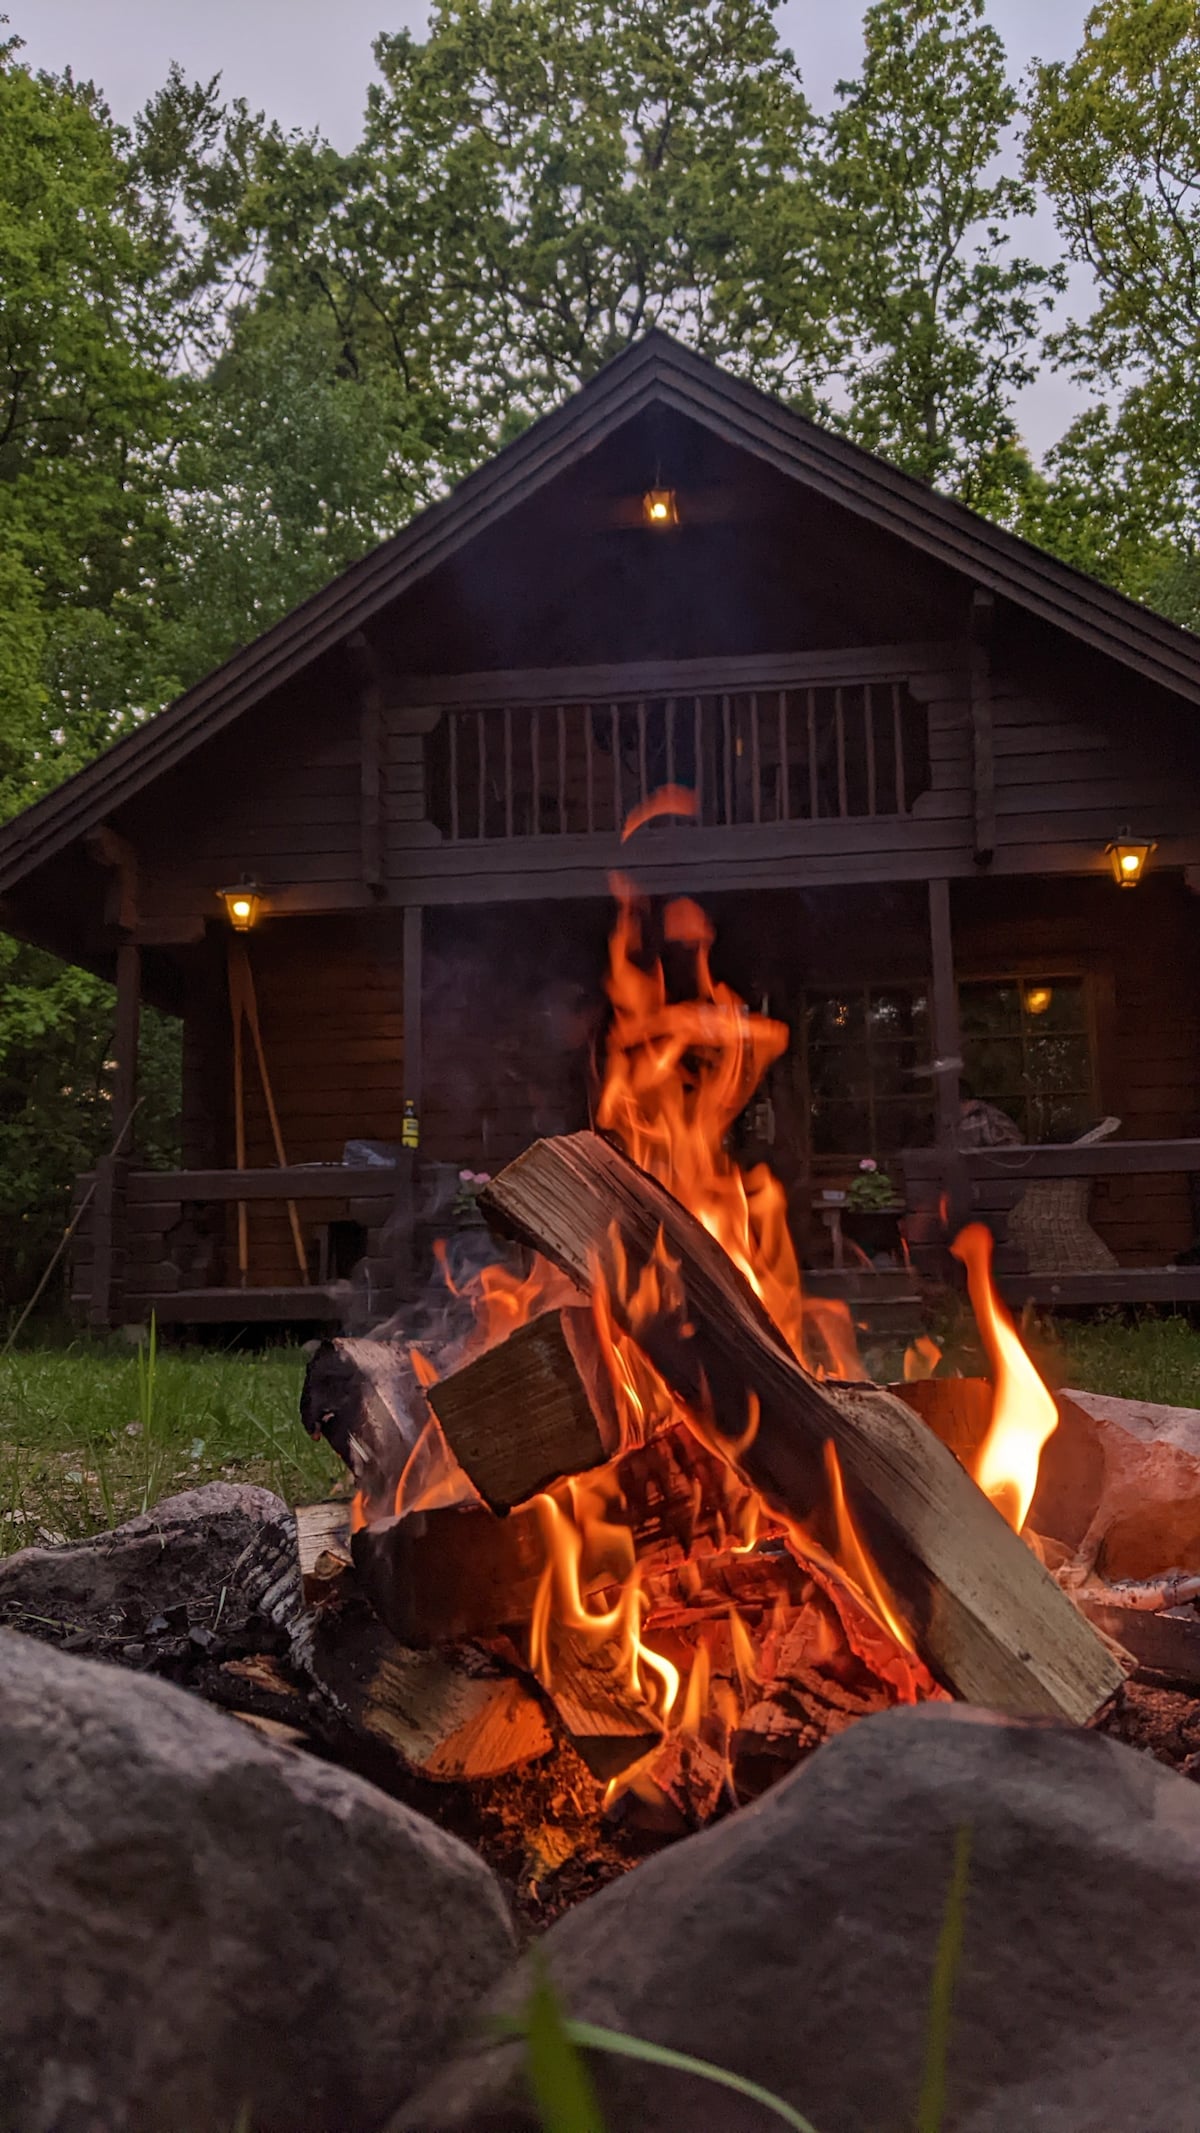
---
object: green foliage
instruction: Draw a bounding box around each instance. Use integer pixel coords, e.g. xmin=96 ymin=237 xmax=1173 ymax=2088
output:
xmin=1025 ymin=0 xmax=1200 ymax=605
xmin=820 ymin=0 xmax=1060 ymax=507
xmin=267 ymin=0 xmax=827 ymax=431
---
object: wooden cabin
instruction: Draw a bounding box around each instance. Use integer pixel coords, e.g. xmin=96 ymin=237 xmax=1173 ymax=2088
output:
xmin=3 ymin=330 xmax=1200 ymax=1334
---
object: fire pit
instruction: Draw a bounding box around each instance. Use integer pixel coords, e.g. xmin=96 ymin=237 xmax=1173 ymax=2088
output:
xmin=288 ymin=863 xmax=1200 ymax=1895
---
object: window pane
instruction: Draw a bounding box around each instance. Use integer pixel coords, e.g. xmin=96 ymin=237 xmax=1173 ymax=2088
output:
xmin=1021 ymin=979 xmax=1087 ymax=1033
xmin=959 ymin=981 xmax=1021 ymax=1038
xmin=809 ymin=1042 xmax=872 ymax=1101
xmin=961 ymin=1036 xmax=1025 ymax=1117
xmin=807 ymin=994 xmax=864 ymax=1045
xmin=869 ymin=989 xmax=929 ymax=1039
xmin=1026 ymin=1033 xmax=1092 ymax=1095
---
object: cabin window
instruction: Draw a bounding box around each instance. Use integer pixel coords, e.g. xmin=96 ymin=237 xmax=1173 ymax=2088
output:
xmin=958 ymin=976 xmax=1097 ymax=1141
xmin=804 ymin=988 xmax=935 ymax=1161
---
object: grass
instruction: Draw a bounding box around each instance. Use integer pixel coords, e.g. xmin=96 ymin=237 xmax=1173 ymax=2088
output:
xmin=1 ymin=1305 xmax=1198 ymax=1556
xmin=0 ymin=1333 xmax=344 ymax=1553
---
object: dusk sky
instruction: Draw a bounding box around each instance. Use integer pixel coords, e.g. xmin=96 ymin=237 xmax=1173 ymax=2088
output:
xmin=16 ymin=0 xmax=1098 ymax=455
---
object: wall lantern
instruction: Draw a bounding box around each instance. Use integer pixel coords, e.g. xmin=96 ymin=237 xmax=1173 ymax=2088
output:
xmin=642 ymin=487 xmax=679 ymax=527
xmin=1105 ymin=829 xmax=1156 ymax=888
xmin=217 ymin=878 xmax=265 ymax=931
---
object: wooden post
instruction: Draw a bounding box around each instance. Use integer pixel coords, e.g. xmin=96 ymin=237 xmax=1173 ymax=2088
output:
xmin=89 ymin=942 xmax=141 ymax=1331
xmin=928 ymin=876 xmax=968 ymax=1232
xmin=403 ymin=904 xmax=424 ymax=1120
xmin=112 ymin=941 xmax=141 ymax=1154
xmin=389 ymin=905 xmax=424 ymax=1312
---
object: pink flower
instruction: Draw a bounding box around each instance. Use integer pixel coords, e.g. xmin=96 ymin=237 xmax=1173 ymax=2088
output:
xmin=458 ymin=1169 xmax=474 ymax=1182
xmin=859 ymin=1157 xmax=877 ymax=1172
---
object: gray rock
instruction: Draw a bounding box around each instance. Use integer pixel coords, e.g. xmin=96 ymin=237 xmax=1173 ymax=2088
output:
xmin=398 ymin=1702 xmax=1200 ymax=2133
xmin=0 ymin=1482 xmax=289 ymax=1622
xmin=0 ymin=1629 xmax=515 ymax=2132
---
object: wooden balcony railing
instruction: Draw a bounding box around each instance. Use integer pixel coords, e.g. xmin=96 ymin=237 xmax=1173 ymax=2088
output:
xmin=903 ymin=1139 xmax=1200 ymax=1305
xmin=428 ymin=678 xmax=932 ymax=843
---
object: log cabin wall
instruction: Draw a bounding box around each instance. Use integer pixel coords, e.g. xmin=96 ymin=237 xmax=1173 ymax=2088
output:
xmin=178 ymin=912 xmax=406 ymax=1289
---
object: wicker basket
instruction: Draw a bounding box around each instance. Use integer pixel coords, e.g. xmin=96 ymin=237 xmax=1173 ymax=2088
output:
xmin=1005 ymin=1175 xmax=1118 ymax=1274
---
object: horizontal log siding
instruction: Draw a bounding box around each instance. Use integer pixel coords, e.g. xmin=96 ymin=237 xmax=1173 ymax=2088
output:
xmin=129 ymin=683 xmax=368 ymax=936
xmin=991 ymin=681 xmax=1200 ymax=862
xmin=171 ymin=914 xmax=407 ymax=1292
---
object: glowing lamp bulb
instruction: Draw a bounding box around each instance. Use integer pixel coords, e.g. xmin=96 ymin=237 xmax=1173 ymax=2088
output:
xmin=1023 ymin=985 xmax=1053 ymax=1016
xmin=217 ymin=880 xmax=264 ymax=931
xmin=642 ymin=487 xmax=679 ymax=527
xmin=1105 ymin=829 xmax=1156 ymax=888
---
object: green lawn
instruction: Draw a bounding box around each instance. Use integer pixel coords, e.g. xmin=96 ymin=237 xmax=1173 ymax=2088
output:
xmin=0 ymin=1336 xmax=344 ymax=1554
xmin=1 ymin=1311 xmax=1198 ymax=1557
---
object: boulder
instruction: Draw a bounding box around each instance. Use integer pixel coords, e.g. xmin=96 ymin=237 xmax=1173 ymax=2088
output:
xmin=399 ymin=1702 xmax=1200 ymax=2133
xmin=0 ymin=1629 xmax=515 ymax=2133
xmin=0 ymin=1481 xmax=289 ymax=1623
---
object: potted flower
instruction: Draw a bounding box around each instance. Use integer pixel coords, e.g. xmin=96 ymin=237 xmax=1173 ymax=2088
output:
xmin=453 ymin=1169 xmax=492 ymax=1227
xmin=842 ymin=1158 xmax=905 ymax=1262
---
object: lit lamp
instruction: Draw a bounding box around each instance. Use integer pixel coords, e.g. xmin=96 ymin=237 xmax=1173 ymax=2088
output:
xmin=1105 ymin=829 xmax=1156 ymax=889
xmin=1023 ymin=984 xmax=1054 ymax=1016
xmin=642 ymin=487 xmax=679 ymax=527
xmin=217 ymin=878 xmax=264 ymax=931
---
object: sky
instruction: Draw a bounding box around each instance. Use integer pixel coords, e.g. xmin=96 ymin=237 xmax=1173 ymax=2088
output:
xmin=16 ymin=0 xmax=1096 ymax=456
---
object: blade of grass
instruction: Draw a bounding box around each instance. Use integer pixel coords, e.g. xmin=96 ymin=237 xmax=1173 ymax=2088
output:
xmin=499 ymin=1970 xmax=822 ymax=2133
xmin=559 ymin=2022 xmax=822 ymax=2133
xmin=520 ymin=1957 xmax=607 ymax=2133
xmin=915 ymin=1822 xmax=973 ymax=2133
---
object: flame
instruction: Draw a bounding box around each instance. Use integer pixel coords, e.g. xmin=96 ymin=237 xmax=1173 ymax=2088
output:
xmin=903 ymin=1334 xmax=942 ymax=1381
xmin=950 ymin=1222 xmax=1058 ymax=1531
xmin=620 ymin=785 xmax=700 ymax=840
xmin=371 ymin=864 xmax=995 ymax=1790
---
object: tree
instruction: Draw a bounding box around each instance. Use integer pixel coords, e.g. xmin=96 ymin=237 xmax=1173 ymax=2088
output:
xmin=818 ymin=0 xmax=1058 ymax=510
xmin=261 ymin=0 xmax=828 ymax=434
xmin=1024 ymin=0 xmax=1200 ymax=623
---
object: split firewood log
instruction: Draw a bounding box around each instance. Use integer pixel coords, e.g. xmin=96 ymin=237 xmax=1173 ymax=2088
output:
xmin=303 ymin=1576 xmax=554 ymax=1782
xmin=427 ymin=1307 xmax=615 ymax=1511
xmin=479 ymin=1131 xmax=1124 ymax=1723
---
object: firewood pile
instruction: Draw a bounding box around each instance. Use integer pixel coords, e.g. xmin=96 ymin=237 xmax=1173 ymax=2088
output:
xmin=296 ymin=1128 xmax=1124 ymax=1852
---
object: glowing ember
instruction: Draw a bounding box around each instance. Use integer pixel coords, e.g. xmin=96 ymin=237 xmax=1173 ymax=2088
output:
xmin=951 ymin=1222 xmax=1059 ymax=1531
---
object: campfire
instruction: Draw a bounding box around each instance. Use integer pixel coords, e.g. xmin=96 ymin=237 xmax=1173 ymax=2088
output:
xmin=299 ymin=852 xmax=1123 ymax=1849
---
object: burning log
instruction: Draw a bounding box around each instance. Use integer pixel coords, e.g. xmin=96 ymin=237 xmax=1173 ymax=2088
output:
xmin=304 ymin=1581 xmax=553 ymax=1782
xmin=352 ymin=1419 xmax=756 ymax=1646
xmin=428 ymin=1307 xmax=614 ymax=1512
xmin=300 ymin=1338 xmax=418 ymax=1514
xmin=480 ymin=1131 xmax=1125 ymax=1724
xmin=535 ymin=1630 xmax=663 ymax=1779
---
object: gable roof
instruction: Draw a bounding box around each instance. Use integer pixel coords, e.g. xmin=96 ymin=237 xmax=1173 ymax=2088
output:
xmin=3 ymin=327 xmax=1199 ymax=897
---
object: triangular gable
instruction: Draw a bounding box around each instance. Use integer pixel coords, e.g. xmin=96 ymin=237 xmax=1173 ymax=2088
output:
xmin=3 ymin=328 xmax=1199 ymax=896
